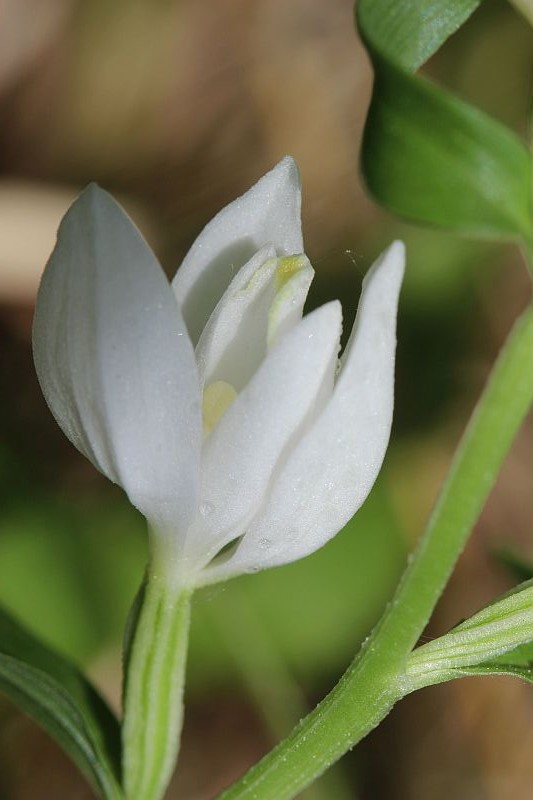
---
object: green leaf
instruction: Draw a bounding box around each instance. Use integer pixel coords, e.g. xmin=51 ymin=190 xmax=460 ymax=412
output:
xmin=452 ymin=661 xmax=533 ymax=683
xmin=443 ymin=639 xmax=533 ymax=684
xmin=0 ymin=605 xmax=122 ymax=800
xmin=358 ymin=0 xmax=483 ymax=69
xmin=406 ymin=578 xmax=533 ymax=689
xmin=408 ymin=577 xmax=533 ymax=686
xmin=357 ymin=0 xmax=533 ymax=241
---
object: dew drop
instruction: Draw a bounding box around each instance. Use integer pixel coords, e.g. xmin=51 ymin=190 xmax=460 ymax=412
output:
xmin=199 ymin=501 xmax=215 ymax=517
xmin=258 ymin=537 xmax=272 ymax=549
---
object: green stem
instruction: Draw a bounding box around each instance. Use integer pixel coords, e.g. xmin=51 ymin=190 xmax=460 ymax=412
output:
xmin=219 ymin=305 xmax=533 ymax=800
xmin=378 ymin=304 xmax=533 ymax=654
xmin=122 ymin=565 xmax=192 ymax=800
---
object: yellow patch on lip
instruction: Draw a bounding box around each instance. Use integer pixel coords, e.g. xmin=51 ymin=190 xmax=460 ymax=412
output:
xmin=275 ymin=255 xmax=307 ymax=289
xmin=202 ymin=380 xmax=238 ymax=434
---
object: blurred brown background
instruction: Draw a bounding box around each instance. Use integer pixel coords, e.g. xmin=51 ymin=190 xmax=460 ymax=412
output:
xmin=1 ymin=0 xmax=533 ymax=798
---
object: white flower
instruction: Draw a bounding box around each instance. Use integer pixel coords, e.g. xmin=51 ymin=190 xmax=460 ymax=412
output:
xmin=32 ymin=157 xmax=404 ymax=588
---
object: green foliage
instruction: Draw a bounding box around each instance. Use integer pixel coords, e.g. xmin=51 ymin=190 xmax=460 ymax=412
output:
xmin=407 ymin=578 xmax=533 ymax=686
xmin=449 ymin=659 xmax=533 ymax=683
xmin=0 ymin=605 xmax=122 ymax=800
xmin=357 ymin=0 xmax=533 ymax=242
xmin=358 ymin=0 xmax=483 ymax=69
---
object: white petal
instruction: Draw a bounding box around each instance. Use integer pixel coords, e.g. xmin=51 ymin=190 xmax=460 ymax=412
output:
xmin=195 ymin=245 xmax=277 ymax=390
xmin=185 ymin=301 xmax=342 ymax=570
xmin=33 ymin=185 xmax=202 ymax=535
xmin=172 ymin=157 xmax=303 ymax=344
xmin=205 ymin=241 xmax=405 ymax=581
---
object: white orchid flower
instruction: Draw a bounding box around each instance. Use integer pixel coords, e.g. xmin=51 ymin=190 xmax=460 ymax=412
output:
xmin=33 ymin=157 xmax=405 ymax=800
xmin=33 ymin=157 xmax=404 ymax=590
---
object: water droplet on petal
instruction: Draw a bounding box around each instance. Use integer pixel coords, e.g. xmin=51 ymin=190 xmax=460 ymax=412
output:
xmin=199 ymin=501 xmax=215 ymax=517
xmin=258 ymin=537 xmax=272 ymax=549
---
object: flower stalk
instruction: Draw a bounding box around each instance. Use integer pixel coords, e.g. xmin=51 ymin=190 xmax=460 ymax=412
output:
xmin=122 ymin=567 xmax=192 ymax=800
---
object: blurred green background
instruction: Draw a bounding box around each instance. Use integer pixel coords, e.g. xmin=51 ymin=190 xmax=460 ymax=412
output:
xmin=0 ymin=1 xmax=532 ymax=798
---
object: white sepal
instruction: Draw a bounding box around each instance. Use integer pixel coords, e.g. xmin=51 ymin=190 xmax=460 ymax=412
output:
xmin=32 ymin=185 xmax=202 ymax=535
